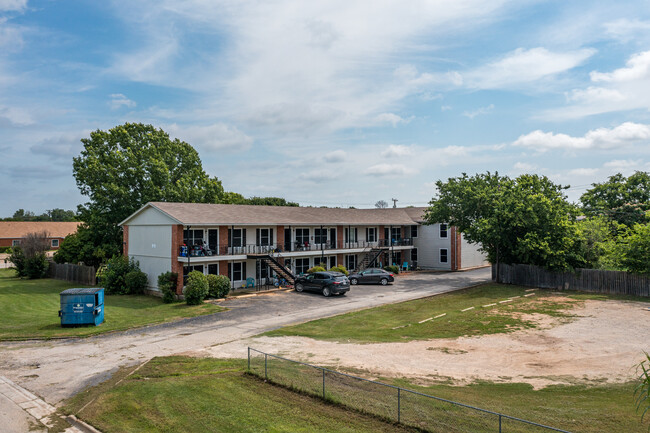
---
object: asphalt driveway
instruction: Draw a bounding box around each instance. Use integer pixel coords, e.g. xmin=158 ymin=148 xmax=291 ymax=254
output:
xmin=0 ymin=268 xmax=491 ymax=407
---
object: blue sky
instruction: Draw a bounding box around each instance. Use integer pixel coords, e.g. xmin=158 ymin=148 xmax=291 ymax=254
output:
xmin=2 ymin=0 xmax=650 ymax=216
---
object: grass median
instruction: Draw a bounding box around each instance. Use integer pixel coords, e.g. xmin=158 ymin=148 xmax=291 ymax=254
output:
xmin=0 ymin=268 xmax=225 ymax=340
xmin=263 ymin=283 xmax=649 ymax=343
xmin=63 ymin=356 xmax=418 ymax=433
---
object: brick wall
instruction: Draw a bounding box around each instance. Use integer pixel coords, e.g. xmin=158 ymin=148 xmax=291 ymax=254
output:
xmin=276 ymin=225 xmax=284 ymax=249
xmin=122 ymin=226 xmax=129 ymax=256
xmin=171 ymin=224 xmax=184 ymax=293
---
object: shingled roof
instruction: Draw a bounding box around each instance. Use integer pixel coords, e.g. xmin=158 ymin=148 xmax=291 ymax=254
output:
xmin=0 ymin=222 xmax=81 ymax=239
xmin=122 ymin=202 xmax=427 ymax=226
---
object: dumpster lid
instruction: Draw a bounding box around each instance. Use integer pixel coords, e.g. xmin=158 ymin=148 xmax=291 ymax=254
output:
xmin=60 ymin=288 xmax=104 ymax=295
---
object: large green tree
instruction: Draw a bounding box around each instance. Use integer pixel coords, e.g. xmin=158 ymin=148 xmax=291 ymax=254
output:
xmin=70 ymin=123 xmax=224 ymax=265
xmin=425 ymin=172 xmax=583 ymax=271
xmin=580 ymin=171 xmax=650 ymax=226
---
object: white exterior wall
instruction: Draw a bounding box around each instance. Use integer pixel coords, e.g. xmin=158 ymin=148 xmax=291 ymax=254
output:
xmin=128 ymin=225 xmax=173 ymax=289
xmin=413 ymin=224 xmax=452 ymax=270
xmin=460 ymin=235 xmax=489 ymax=269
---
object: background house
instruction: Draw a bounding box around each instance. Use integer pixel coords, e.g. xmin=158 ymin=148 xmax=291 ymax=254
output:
xmin=0 ymin=221 xmax=81 ymax=251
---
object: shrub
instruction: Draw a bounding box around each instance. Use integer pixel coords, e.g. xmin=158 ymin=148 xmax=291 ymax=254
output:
xmin=207 ymin=274 xmax=230 ymax=298
xmin=102 ymin=255 xmax=142 ymax=295
xmin=158 ymin=272 xmax=178 ymax=303
xmin=329 ymin=265 xmax=349 ymax=276
xmin=185 ymin=271 xmax=208 ymax=305
xmin=9 ymin=247 xmax=26 ymax=276
xmin=24 ymin=253 xmax=49 ymax=279
xmin=306 ymin=266 xmax=326 ymax=273
xmin=383 ymin=265 xmax=400 ymax=274
xmin=125 ymin=270 xmax=148 ymax=295
xmin=0 ymin=246 xmax=11 ymax=254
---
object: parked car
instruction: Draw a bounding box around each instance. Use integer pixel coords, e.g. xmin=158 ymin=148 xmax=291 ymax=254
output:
xmin=348 ymin=268 xmax=395 ymax=286
xmin=294 ymin=271 xmax=350 ymax=297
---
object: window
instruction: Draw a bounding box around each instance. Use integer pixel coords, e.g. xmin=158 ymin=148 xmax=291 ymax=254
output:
xmin=12 ymin=240 xmax=20 ymax=246
xmin=295 ymin=228 xmax=309 ymax=245
xmin=345 ymin=255 xmax=357 ymax=271
xmin=329 ymin=256 xmax=337 ymax=269
xmin=314 ymin=228 xmax=328 ymax=244
xmin=184 ymin=229 xmax=204 ymax=246
xmin=295 ymin=258 xmax=310 ymax=275
xmin=228 ymin=262 xmax=246 ymax=281
xmin=366 ymin=227 xmax=377 ymax=243
xmin=410 ymin=225 xmax=418 ymax=238
xmin=51 ymin=239 xmax=59 ymax=248
xmin=228 ymin=228 xmax=246 ymax=247
xmin=439 ymin=224 xmax=448 ymax=239
xmin=391 ymin=227 xmax=401 ymax=241
xmin=183 ymin=265 xmax=204 ymax=275
xmin=411 ymin=248 xmax=418 ymax=262
xmin=256 ymin=228 xmax=273 ymax=246
xmin=208 ymin=264 xmax=219 ymax=275
xmin=440 ymin=248 xmax=448 ymax=263
xmin=344 ymin=227 xmax=358 ymax=243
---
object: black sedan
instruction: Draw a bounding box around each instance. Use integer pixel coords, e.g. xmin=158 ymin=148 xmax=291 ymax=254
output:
xmin=294 ymin=271 xmax=350 ymax=297
xmin=348 ymin=268 xmax=395 ymax=286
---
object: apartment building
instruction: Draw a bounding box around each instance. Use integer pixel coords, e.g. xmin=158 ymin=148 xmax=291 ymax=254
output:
xmin=119 ymin=202 xmax=487 ymax=294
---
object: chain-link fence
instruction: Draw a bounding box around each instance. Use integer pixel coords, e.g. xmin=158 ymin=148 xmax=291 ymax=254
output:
xmin=248 ymin=348 xmax=571 ymax=433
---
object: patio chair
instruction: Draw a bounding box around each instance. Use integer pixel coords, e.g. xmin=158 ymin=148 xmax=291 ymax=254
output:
xmin=402 ymin=262 xmax=409 ymax=271
xmin=246 ymin=277 xmax=255 ymax=288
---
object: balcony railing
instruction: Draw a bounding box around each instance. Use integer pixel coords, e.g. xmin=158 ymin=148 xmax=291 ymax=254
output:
xmin=179 ymin=238 xmax=413 ymax=258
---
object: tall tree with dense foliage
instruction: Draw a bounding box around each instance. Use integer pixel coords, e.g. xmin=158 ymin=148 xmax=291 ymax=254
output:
xmin=3 ymin=208 xmax=76 ymax=221
xmin=70 ymin=123 xmax=224 ymax=265
xmin=425 ymin=172 xmax=583 ymax=271
xmin=580 ymin=171 xmax=650 ymax=226
xmin=619 ymin=223 xmax=650 ymax=273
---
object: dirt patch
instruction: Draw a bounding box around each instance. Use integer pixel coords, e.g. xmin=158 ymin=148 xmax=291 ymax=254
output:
xmin=209 ymin=299 xmax=650 ymax=389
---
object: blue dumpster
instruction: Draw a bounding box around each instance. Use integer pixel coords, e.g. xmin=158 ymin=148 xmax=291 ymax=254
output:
xmin=59 ymin=288 xmax=104 ymax=326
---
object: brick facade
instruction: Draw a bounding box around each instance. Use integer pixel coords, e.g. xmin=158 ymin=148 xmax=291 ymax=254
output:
xmin=276 ymin=225 xmax=284 ymax=250
xmin=122 ymin=226 xmax=129 ymax=256
xmin=171 ymin=224 xmax=184 ymax=294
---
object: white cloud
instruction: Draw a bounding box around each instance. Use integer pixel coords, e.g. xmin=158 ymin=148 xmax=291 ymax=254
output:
xmin=513 ymin=122 xmax=650 ymax=152
xmin=591 ymin=51 xmax=650 ymax=83
xmin=30 ymin=133 xmax=85 ymax=159
xmin=604 ymin=19 xmax=650 ymax=43
xmin=463 ymin=104 xmax=494 ymax=119
xmin=441 ymin=105 xmax=452 ymax=111
xmin=166 ymin=123 xmax=253 ymax=152
xmin=375 ymin=112 xmax=410 ymax=127
xmin=324 ymin=150 xmax=347 ymax=163
xmin=363 ymin=163 xmax=410 ymax=177
xmin=464 ymin=47 xmax=595 ymax=89
xmin=567 ymin=168 xmax=598 ymax=176
xmin=298 ymin=169 xmax=339 ymax=182
xmin=603 ymin=159 xmax=641 ymax=169
xmin=108 ymin=93 xmax=136 ymax=110
xmin=381 ymin=144 xmax=413 ymax=158
xmin=0 ymin=105 xmax=34 ymax=126
xmin=0 ymin=0 xmax=26 ymax=12
xmin=513 ymin=162 xmax=536 ymax=171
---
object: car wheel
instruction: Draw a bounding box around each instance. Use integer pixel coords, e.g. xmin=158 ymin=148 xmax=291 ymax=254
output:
xmin=295 ymin=283 xmax=304 ymax=292
xmin=322 ymin=287 xmax=331 ymax=297
xmin=380 ymin=278 xmax=388 ymax=286
xmin=350 ymin=278 xmax=358 ymax=285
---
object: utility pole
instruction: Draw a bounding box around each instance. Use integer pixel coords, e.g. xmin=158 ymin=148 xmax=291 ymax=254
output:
xmin=391 ymin=198 xmax=398 ymax=208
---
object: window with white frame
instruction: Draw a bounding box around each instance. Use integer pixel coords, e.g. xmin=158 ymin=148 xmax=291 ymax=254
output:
xmin=410 ymin=225 xmax=418 ymax=238
xmin=366 ymin=227 xmax=377 ymax=243
xmin=344 ymin=227 xmax=358 ymax=243
xmin=295 ymin=228 xmax=309 ymax=245
xmin=295 ymin=258 xmax=310 ymax=275
xmin=256 ymin=228 xmax=273 ymax=246
xmin=184 ymin=229 xmax=204 ymax=246
xmin=228 ymin=228 xmax=245 ymax=247
xmin=51 ymin=239 xmax=59 ymax=248
xmin=12 ymin=240 xmax=20 ymax=246
xmin=314 ymin=228 xmax=328 ymax=244
xmin=228 ymin=262 xmax=246 ymax=281
xmin=440 ymin=248 xmax=448 ymax=263
xmin=346 ymin=254 xmax=357 ymax=270
xmin=439 ymin=224 xmax=448 ymax=239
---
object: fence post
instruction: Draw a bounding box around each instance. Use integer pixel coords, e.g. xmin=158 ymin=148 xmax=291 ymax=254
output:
xmin=247 ymin=347 xmax=250 ymax=371
xmin=322 ymin=369 xmax=326 ymax=400
xmin=265 ymin=353 xmax=268 ymax=380
xmin=397 ymin=388 xmax=401 ymax=423
xmin=499 ymin=414 xmax=502 ymax=433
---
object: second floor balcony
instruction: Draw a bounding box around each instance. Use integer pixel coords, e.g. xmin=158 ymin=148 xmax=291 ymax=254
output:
xmin=179 ymin=238 xmax=414 ymax=258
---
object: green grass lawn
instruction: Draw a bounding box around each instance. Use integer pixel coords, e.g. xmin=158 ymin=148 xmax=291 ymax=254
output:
xmin=63 ymin=356 xmax=647 ymax=433
xmin=263 ymin=283 xmax=649 ymax=343
xmin=62 ymin=356 xmax=419 ymax=433
xmin=0 ymin=269 xmax=224 ymax=340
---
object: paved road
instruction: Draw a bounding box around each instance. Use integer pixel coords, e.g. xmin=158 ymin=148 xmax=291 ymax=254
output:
xmin=0 ymin=268 xmax=491 ymax=407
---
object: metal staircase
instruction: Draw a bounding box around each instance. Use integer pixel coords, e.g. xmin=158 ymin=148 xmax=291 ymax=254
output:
xmin=248 ymin=253 xmax=296 ymax=285
xmin=354 ymin=247 xmax=385 ymax=273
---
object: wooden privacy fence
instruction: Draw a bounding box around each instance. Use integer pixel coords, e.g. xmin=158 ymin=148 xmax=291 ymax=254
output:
xmin=49 ymin=262 xmax=96 ymax=286
xmin=493 ymin=263 xmax=650 ymax=297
